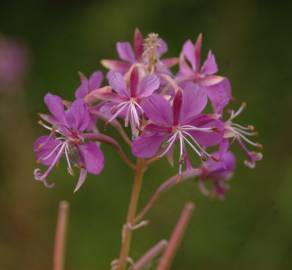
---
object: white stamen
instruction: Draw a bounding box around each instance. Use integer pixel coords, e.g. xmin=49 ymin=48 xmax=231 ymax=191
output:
xmin=42 ymin=142 xmax=63 ymax=161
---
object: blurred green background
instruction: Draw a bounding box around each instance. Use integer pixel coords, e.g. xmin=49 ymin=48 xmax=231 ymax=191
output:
xmin=1 ymin=0 xmax=292 ymax=269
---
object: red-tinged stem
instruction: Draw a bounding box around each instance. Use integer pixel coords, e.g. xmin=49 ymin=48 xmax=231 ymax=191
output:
xmin=53 ymin=201 xmax=70 ymax=270
xmin=136 ymin=169 xmax=200 ymax=223
xmin=133 ymin=240 xmax=168 ymax=270
xmin=117 ymin=158 xmax=146 ymax=270
xmin=156 ymin=203 xmax=195 ymax=270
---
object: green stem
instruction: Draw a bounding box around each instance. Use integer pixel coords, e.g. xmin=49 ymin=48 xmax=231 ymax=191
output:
xmin=117 ymin=158 xmax=146 ymax=270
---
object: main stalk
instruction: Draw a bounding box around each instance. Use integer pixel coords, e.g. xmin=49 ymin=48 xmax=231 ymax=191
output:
xmin=117 ymin=158 xmax=146 ymax=270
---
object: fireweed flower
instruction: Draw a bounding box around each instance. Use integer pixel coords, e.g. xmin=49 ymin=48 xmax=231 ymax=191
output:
xmin=132 ymin=88 xmax=223 ymax=174
xmin=92 ymin=67 xmax=160 ymax=136
xmin=198 ymin=148 xmax=236 ymax=199
xmin=177 ymin=34 xmax=231 ymax=113
xmin=224 ymin=103 xmax=263 ymax=168
xmin=101 ymin=29 xmax=177 ymax=76
xmin=34 ymin=93 xmax=104 ymax=192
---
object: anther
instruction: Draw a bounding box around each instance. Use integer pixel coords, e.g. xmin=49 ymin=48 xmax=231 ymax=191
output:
xmin=256 ymin=143 xmax=263 ymax=149
xmin=201 ymin=154 xmax=209 ymax=162
xmin=211 ymin=155 xmax=219 ymax=162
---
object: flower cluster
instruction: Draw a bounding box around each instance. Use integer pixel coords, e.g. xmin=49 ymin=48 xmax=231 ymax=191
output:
xmin=34 ymin=29 xmax=262 ymax=197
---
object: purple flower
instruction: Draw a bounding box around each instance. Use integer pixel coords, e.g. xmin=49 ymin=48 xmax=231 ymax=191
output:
xmin=34 ymin=93 xmax=104 ymax=192
xmin=177 ymin=34 xmax=231 ymax=113
xmin=223 ymin=103 xmax=263 ymax=168
xmin=198 ymin=148 xmax=236 ymax=199
xmin=101 ymin=29 xmax=177 ymax=75
xmin=91 ymin=67 xmax=160 ymax=135
xmin=132 ymin=88 xmax=223 ymax=173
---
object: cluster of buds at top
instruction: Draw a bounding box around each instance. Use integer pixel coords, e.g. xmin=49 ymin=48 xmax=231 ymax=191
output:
xmin=34 ymin=29 xmax=262 ymax=197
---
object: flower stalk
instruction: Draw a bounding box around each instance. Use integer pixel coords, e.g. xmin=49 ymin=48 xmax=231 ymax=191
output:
xmin=117 ymin=158 xmax=146 ymax=270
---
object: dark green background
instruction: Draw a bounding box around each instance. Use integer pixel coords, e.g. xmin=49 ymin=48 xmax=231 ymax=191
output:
xmin=1 ymin=0 xmax=292 ymax=269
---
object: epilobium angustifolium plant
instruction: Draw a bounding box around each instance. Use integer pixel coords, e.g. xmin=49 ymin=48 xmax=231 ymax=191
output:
xmin=34 ymin=29 xmax=262 ymax=270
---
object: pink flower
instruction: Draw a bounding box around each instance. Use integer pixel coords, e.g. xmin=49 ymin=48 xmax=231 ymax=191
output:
xmin=132 ymin=88 xmax=223 ymax=173
xmin=177 ymin=34 xmax=232 ymax=113
xmin=101 ymin=28 xmax=178 ymax=76
xmin=34 ymin=93 xmax=104 ymax=192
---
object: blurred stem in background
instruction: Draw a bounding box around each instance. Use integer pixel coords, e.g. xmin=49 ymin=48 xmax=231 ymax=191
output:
xmin=53 ymin=201 xmax=70 ymax=270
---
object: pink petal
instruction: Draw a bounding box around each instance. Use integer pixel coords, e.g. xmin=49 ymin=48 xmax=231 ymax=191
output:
xmin=130 ymin=67 xmax=139 ymax=97
xmin=206 ymin=78 xmax=232 ymax=113
xmin=107 ymin=71 xmax=129 ymax=97
xmin=158 ymin=38 xmax=168 ymax=55
xmin=134 ymin=28 xmax=144 ymax=59
xmin=161 ymin=57 xmax=179 ymax=68
xmin=101 ymin=59 xmax=131 ymax=73
xmin=194 ymin=33 xmax=202 ymax=70
xmin=200 ymin=75 xmax=224 ymax=86
xmin=142 ymin=95 xmax=172 ymax=126
xmin=132 ymin=134 xmax=166 ymax=158
xmin=65 ymin=99 xmax=90 ymax=131
xmin=178 ymin=53 xmax=193 ymax=76
xmin=201 ymin=50 xmax=218 ymax=75
xmin=34 ymin=135 xmax=61 ymax=166
xmin=180 ymin=84 xmax=208 ymax=123
xmin=44 ymin=93 xmax=65 ymax=124
xmin=78 ymin=142 xmax=104 ymax=175
xmin=88 ymin=71 xmax=103 ymax=91
xmin=137 ymin=74 xmax=160 ymax=98
xmin=182 ymin=40 xmax=196 ymax=70
xmin=117 ymin=42 xmax=135 ymax=62
xmin=188 ymin=116 xmax=224 ymax=147
xmin=84 ymin=86 xmax=123 ymax=104
xmin=173 ymin=90 xmax=183 ymax=125
xmin=75 ymin=78 xmax=89 ymax=99
xmin=74 ymin=168 xmax=87 ymax=193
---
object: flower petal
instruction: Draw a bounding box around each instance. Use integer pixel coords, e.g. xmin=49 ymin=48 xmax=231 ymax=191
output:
xmin=117 ymin=42 xmax=135 ymax=62
xmin=180 ymin=84 xmax=208 ymax=123
xmin=74 ymin=168 xmax=87 ymax=193
xmin=132 ymin=133 xmax=166 ymax=158
xmin=173 ymin=90 xmax=183 ymax=125
xmin=34 ymin=135 xmax=61 ymax=166
xmin=75 ymin=79 xmax=89 ymax=99
xmin=101 ymin=59 xmax=131 ymax=73
xmin=194 ymin=33 xmax=202 ymax=70
xmin=44 ymin=93 xmax=66 ymax=124
xmin=142 ymin=94 xmax=172 ymax=126
xmin=66 ymin=99 xmax=90 ymax=131
xmin=84 ymin=86 xmax=123 ymax=104
xmin=107 ymin=71 xmax=129 ymax=97
xmin=130 ymin=67 xmax=139 ymax=97
xmin=188 ymin=116 xmax=224 ymax=147
xmin=201 ymin=50 xmax=218 ymax=75
xmin=134 ymin=28 xmax=144 ymax=59
xmin=161 ymin=57 xmax=179 ymax=68
xmin=137 ymin=74 xmax=160 ymax=98
xmin=158 ymin=38 xmax=168 ymax=56
xmin=78 ymin=142 xmax=104 ymax=175
xmin=88 ymin=71 xmax=103 ymax=91
xmin=182 ymin=40 xmax=196 ymax=70
xmin=206 ymin=78 xmax=232 ymax=113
